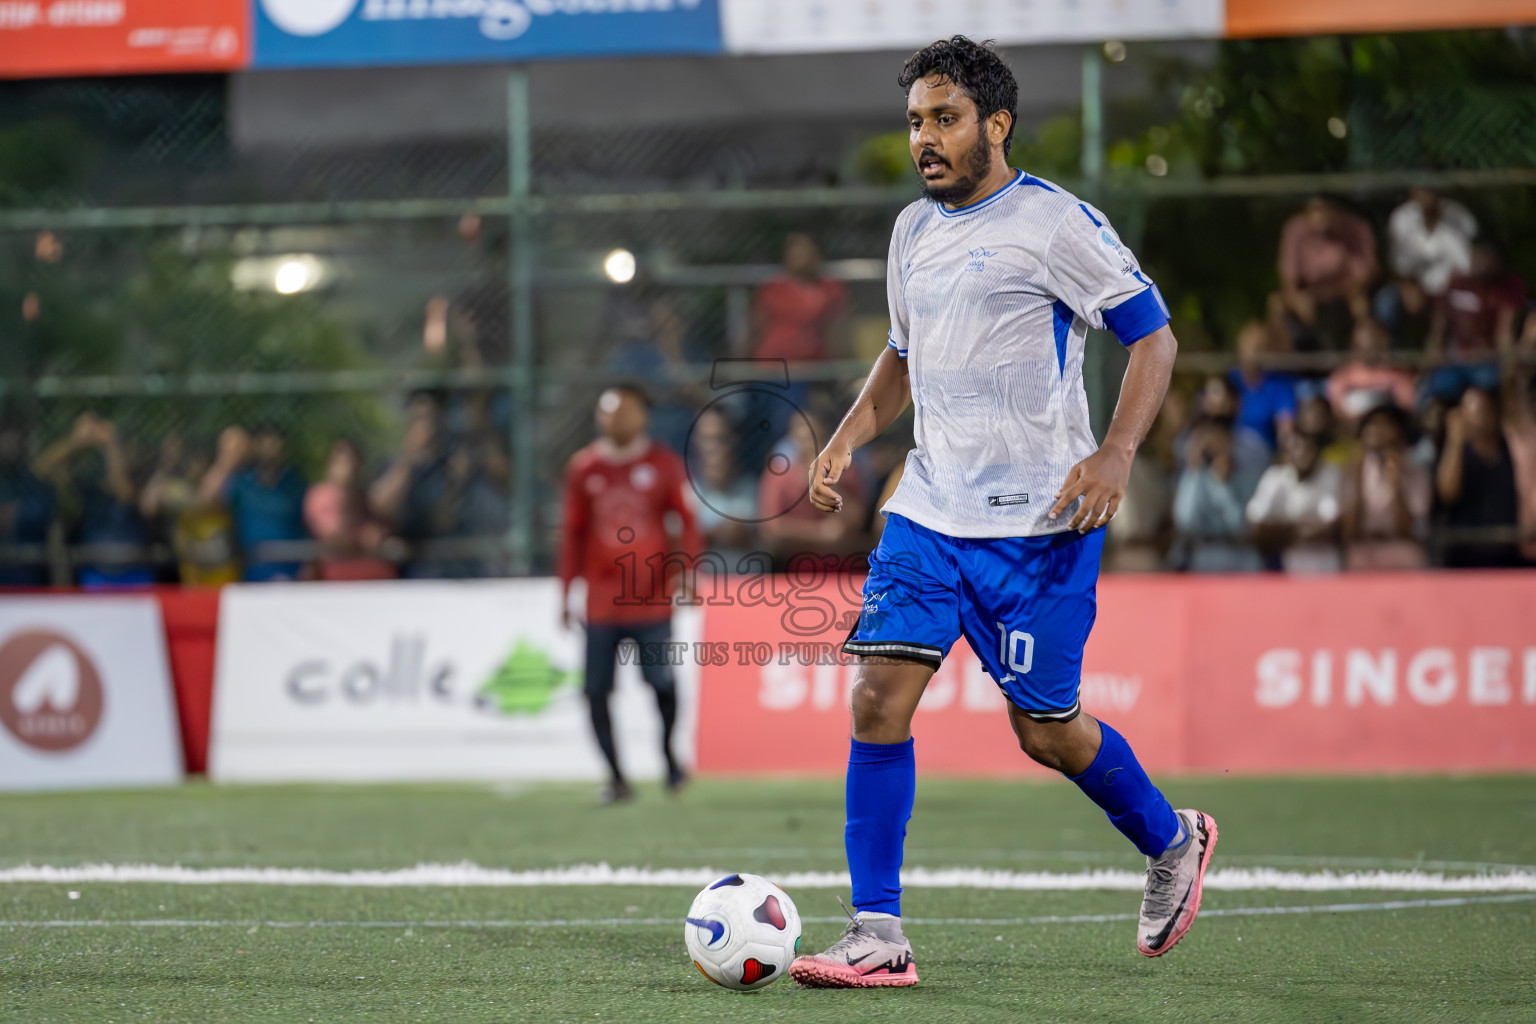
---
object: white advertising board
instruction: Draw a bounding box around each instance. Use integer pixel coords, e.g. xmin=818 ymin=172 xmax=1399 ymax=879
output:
xmin=210 ymin=579 xmax=699 ymax=782
xmin=722 ymin=0 xmax=1224 ymax=53
xmin=0 ymin=596 xmax=183 ymax=791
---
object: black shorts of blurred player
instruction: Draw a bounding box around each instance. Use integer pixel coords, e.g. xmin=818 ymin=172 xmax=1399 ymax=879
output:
xmin=583 ymin=617 xmax=686 ymax=802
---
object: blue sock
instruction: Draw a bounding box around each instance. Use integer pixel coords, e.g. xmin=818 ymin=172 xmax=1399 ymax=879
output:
xmin=845 ymin=737 xmax=915 ymax=916
xmin=1070 ymin=721 xmax=1180 ymax=857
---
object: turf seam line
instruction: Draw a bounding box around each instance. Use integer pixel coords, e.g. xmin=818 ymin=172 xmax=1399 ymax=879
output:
xmin=3 ymin=894 xmax=1532 ymax=930
xmin=3 ymin=863 xmax=1536 ymax=892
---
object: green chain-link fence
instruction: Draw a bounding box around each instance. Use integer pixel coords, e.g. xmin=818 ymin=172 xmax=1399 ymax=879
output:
xmin=4 ymin=34 xmax=1536 ymax=581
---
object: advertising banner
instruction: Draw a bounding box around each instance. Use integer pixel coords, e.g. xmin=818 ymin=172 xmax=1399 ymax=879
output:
xmin=0 ymin=596 xmax=183 ymax=790
xmin=694 ymin=572 xmax=1536 ymax=776
xmin=0 ymin=0 xmax=248 ymax=79
xmin=694 ymin=573 xmax=1186 ymax=775
xmin=1225 ymin=0 xmax=1536 ymax=39
xmin=721 ymin=0 xmax=1224 ymax=54
xmin=1183 ymin=573 xmax=1536 ymax=773
xmin=210 ymin=579 xmax=698 ymax=782
xmin=252 ymin=0 xmax=722 ymax=70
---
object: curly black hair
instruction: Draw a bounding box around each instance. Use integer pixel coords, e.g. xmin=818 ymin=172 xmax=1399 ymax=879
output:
xmin=898 ymin=36 xmax=1019 ymax=156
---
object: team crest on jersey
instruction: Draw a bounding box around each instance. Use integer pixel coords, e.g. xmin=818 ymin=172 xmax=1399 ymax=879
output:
xmin=965 ymin=247 xmax=997 ymax=273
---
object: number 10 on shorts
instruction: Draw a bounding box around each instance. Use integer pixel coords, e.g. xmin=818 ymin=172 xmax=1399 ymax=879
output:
xmin=995 ymin=622 xmax=1034 ymax=674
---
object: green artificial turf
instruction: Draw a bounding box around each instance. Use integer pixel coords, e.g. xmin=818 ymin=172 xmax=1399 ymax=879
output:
xmin=2 ymin=776 xmax=1534 ymax=1023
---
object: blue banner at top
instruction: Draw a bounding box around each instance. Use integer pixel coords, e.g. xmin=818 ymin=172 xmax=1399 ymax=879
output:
xmin=253 ymin=0 xmax=723 ymax=69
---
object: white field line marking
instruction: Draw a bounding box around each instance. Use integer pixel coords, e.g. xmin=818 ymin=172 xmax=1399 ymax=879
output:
xmin=2 ymin=894 xmax=1532 ymax=930
xmin=3 ymin=863 xmax=1536 ymax=892
xmin=694 ymin=848 xmax=1536 ymax=874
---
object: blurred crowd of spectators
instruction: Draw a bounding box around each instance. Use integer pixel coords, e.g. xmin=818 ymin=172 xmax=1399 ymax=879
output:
xmin=0 ymin=391 xmax=511 ymax=588
xmin=1110 ymin=190 xmax=1536 ymax=572
xmin=4 ymin=190 xmax=1536 ymax=588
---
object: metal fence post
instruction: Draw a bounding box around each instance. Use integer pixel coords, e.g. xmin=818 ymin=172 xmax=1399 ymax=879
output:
xmin=1079 ymin=45 xmax=1112 ymax=441
xmin=507 ymin=68 xmax=536 ymax=574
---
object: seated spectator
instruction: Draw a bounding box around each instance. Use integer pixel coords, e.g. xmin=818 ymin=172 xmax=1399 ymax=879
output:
xmin=1246 ymin=431 xmax=1343 ymax=573
xmin=34 ymin=414 xmax=154 ymax=588
xmin=0 ymin=415 xmax=54 ymax=587
xmin=1341 ymin=404 xmax=1431 ymax=571
xmin=1424 ymin=245 xmax=1526 ymax=401
xmin=1295 ymin=393 xmax=1356 ymax=470
xmin=1229 ymin=321 xmax=1297 ymax=451
xmin=371 ymin=391 xmax=511 ymax=579
xmin=1107 ymin=391 xmax=1183 ymax=572
xmin=140 ymin=434 xmax=239 ymax=586
xmin=1435 ymin=386 xmax=1524 ymax=567
xmin=199 ymin=424 xmax=309 ymax=582
xmin=758 ymin=408 xmax=865 ymax=565
xmin=1327 ymin=317 xmax=1417 ymax=425
xmin=1278 ymin=196 xmax=1377 ymax=351
xmin=687 ymin=406 xmax=759 ymax=574
xmin=304 ymin=438 xmax=396 ymax=581
xmin=1375 ymin=187 xmax=1475 ymax=348
xmin=1175 ymin=374 xmax=1271 ymax=479
xmin=1170 ymin=414 xmax=1264 ymax=572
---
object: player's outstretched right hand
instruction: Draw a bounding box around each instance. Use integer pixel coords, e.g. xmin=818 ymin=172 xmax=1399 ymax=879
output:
xmin=808 ymin=442 xmax=851 ymax=513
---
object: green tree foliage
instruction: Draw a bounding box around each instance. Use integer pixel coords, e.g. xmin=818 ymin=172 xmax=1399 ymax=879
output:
xmin=1 ymin=233 xmax=384 ymax=476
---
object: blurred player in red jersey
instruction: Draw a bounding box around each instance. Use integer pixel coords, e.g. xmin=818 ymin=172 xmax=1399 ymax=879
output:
xmin=559 ymin=384 xmax=700 ymax=803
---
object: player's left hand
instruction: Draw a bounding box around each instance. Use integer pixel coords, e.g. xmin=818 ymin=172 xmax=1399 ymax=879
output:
xmin=1050 ymin=447 xmax=1133 ymax=533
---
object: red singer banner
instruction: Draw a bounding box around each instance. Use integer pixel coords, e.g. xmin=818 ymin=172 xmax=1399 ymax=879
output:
xmin=695 ymin=571 xmax=1536 ymax=776
xmin=1182 ymin=572 xmax=1536 ymax=773
xmin=0 ymin=0 xmax=249 ymax=78
xmin=695 ymin=573 xmax=1186 ymax=776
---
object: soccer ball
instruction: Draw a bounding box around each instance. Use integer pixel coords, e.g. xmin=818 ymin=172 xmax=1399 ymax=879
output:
xmin=684 ymin=872 xmax=802 ymax=991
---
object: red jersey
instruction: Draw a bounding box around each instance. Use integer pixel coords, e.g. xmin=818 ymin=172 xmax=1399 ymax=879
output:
xmin=559 ymin=439 xmax=700 ymax=626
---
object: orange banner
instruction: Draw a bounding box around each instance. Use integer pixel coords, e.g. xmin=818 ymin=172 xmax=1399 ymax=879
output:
xmin=695 ymin=572 xmax=1536 ymax=776
xmin=1226 ymin=0 xmax=1536 ymax=39
xmin=0 ymin=0 xmax=249 ymax=78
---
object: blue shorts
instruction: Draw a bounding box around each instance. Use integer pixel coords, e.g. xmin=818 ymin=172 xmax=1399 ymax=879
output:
xmin=843 ymin=514 xmax=1104 ymax=722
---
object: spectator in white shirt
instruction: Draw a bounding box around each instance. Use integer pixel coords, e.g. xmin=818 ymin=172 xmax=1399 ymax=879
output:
xmin=1389 ymin=188 xmax=1476 ymax=296
xmin=1377 ymin=188 xmax=1476 ymax=348
xmin=1246 ymin=430 xmax=1343 ymax=573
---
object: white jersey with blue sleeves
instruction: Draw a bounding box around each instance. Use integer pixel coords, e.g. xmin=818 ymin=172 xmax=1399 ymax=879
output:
xmin=881 ymin=168 xmax=1171 ymax=538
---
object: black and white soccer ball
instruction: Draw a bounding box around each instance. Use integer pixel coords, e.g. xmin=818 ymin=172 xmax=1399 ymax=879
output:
xmin=684 ymin=872 xmax=802 ymax=990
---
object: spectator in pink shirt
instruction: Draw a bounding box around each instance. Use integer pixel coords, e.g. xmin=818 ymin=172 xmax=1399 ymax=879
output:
xmin=1278 ymin=197 xmax=1378 ymax=351
xmin=305 ymin=438 xmax=396 ymax=581
xmin=1327 ymin=317 xmax=1417 ymax=425
xmin=1341 ymin=404 xmax=1431 ymax=571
